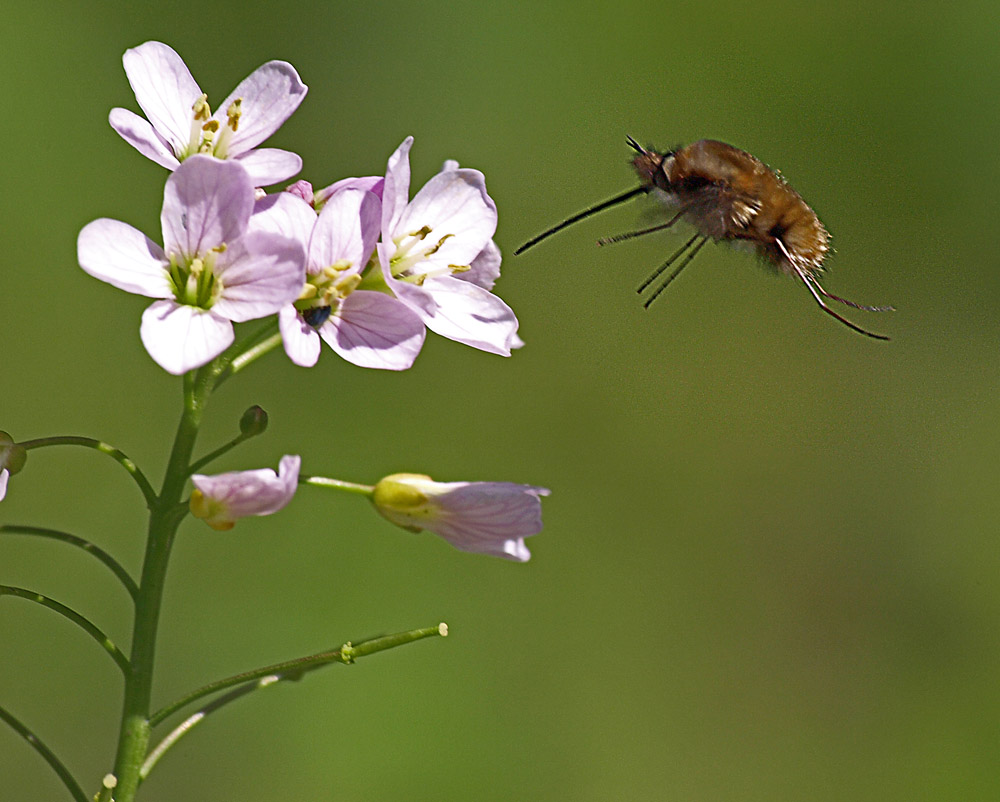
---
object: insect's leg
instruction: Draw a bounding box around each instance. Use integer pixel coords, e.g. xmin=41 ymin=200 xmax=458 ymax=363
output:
xmin=796 ymin=269 xmax=891 ymax=340
xmin=598 ymin=208 xmax=687 ymax=246
xmin=641 ymin=236 xmax=709 ymax=308
xmin=808 ymin=280 xmax=895 ymax=313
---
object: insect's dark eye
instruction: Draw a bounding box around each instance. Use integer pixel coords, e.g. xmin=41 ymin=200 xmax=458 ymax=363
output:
xmin=303 ymin=306 xmax=332 ymax=327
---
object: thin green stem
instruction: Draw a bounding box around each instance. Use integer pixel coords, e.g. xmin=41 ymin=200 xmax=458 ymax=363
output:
xmin=212 ymin=321 xmax=282 ymax=388
xmin=111 ymin=360 xmax=224 ymax=800
xmin=0 ymin=525 xmax=138 ymax=600
xmin=303 ymin=475 xmax=375 ymax=496
xmin=150 ymin=623 xmax=448 ymax=727
xmin=17 ymin=436 xmax=157 ymax=509
xmin=0 ymin=704 xmax=89 ymax=802
xmin=187 ymin=431 xmax=252 ymax=475
xmin=0 ymin=585 xmax=130 ymax=674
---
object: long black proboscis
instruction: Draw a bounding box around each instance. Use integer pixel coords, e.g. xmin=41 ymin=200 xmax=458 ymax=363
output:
xmin=514 ymin=186 xmax=649 ymax=255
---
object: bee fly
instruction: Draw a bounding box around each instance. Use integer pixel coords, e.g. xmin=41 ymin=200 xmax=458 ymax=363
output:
xmin=516 ymin=137 xmax=893 ymax=340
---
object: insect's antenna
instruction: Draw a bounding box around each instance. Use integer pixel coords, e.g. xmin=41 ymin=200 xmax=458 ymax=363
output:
xmin=597 ymin=208 xmax=687 ymax=246
xmin=638 ymin=235 xmax=708 ymax=308
xmin=797 ymin=272 xmax=891 ymax=340
xmin=515 ymin=186 xmax=649 ymax=255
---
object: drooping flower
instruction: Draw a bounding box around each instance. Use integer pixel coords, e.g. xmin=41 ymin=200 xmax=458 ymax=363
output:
xmin=190 ymin=455 xmax=301 ymax=531
xmin=0 ymin=432 xmax=25 ymax=503
xmin=78 ymin=156 xmax=305 ymax=374
xmin=378 ymin=138 xmax=520 ymax=355
xmin=250 ymin=187 xmax=425 ymax=370
xmin=109 ymin=41 xmax=307 ymax=185
xmin=371 ymin=473 xmax=550 ymax=561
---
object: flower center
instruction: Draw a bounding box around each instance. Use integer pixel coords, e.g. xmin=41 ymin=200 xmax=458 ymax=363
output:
xmin=389 ymin=226 xmax=470 ymax=285
xmin=295 ymin=259 xmax=360 ymax=327
xmin=167 ymin=245 xmax=226 ymax=309
xmin=180 ymin=94 xmax=242 ymax=161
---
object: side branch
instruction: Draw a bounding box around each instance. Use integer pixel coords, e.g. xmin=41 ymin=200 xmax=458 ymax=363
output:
xmin=0 ymin=585 xmax=130 ymax=675
xmin=0 ymin=703 xmax=89 ymax=802
xmin=0 ymin=525 xmax=138 ymax=601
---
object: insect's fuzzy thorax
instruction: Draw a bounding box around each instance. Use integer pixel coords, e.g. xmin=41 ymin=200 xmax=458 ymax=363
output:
xmin=632 ymin=139 xmax=830 ymax=277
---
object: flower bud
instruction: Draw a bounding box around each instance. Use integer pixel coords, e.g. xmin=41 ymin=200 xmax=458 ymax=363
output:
xmin=239 ymin=405 xmax=269 ymax=436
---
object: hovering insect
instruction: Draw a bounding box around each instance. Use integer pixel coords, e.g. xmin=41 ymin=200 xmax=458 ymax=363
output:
xmin=515 ymin=137 xmax=893 ymax=340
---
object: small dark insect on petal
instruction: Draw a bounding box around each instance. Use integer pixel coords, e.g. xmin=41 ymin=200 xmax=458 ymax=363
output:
xmin=303 ymin=306 xmax=332 ymax=327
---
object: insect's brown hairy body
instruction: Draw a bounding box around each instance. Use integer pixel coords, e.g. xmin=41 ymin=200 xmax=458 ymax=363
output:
xmin=632 ymin=139 xmax=829 ymax=277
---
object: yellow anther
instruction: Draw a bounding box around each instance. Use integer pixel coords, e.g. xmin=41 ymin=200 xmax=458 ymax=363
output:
xmin=191 ymin=93 xmax=211 ymax=121
xmin=226 ymin=98 xmax=242 ymax=132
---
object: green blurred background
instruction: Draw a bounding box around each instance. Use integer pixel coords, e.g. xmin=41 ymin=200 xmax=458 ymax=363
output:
xmin=2 ymin=1 xmax=998 ymax=799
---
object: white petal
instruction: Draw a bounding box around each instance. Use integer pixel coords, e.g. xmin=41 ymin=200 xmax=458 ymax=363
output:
xmin=312 ymin=189 xmax=380 ymax=270
xmin=122 ymin=41 xmax=202 ymax=151
xmin=212 ymin=232 xmax=305 ymax=322
xmin=381 ymin=137 xmax=413 ymax=237
xmin=108 ymin=108 xmax=181 ymax=170
xmin=78 ymin=219 xmax=172 ymax=298
xmin=396 ymin=276 xmax=518 ymax=355
xmin=161 ymin=156 xmax=254 ymax=258
xmin=279 ymin=305 xmax=321 ymax=367
xmin=319 ymin=291 xmax=425 ymax=370
xmin=463 ymin=240 xmax=502 ymax=290
xmin=216 ymin=61 xmax=308 ymax=153
xmin=140 ymin=300 xmax=234 ymax=374
xmin=395 ymin=168 xmax=497 ymax=266
xmin=233 ymin=148 xmax=303 ymax=186
xmin=249 ymin=192 xmax=317 ymax=254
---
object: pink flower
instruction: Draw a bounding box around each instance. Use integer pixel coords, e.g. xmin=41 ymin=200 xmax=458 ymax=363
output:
xmin=190 ymin=455 xmax=301 ymax=531
xmin=371 ymin=473 xmax=550 ymax=561
xmin=378 ymin=138 xmax=520 ymax=355
xmin=109 ymin=41 xmax=307 ymax=186
xmin=250 ymin=187 xmax=426 ymax=370
xmin=78 ymin=156 xmax=305 ymax=374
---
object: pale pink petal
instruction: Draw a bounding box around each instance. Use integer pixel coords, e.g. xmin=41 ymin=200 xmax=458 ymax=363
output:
xmin=249 ymin=192 xmax=317 ymax=255
xmin=160 ymin=156 xmax=254 ymax=257
xmin=381 ymin=137 xmax=413 ymax=236
xmin=121 ymin=41 xmax=202 ymax=151
xmin=395 ymin=168 xmax=497 ymax=267
xmin=108 ymin=108 xmax=181 ymax=170
xmin=463 ymin=240 xmax=502 ymax=290
xmin=211 ymin=232 xmax=305 ymax=322
xmin=311 ymin=189 xmax=380 ymax=270
xmin=140 ymin=300 xmax=234 ymax=374
xmin=314 ymin=176 xmax=384 ymax=207
xmin=279 ymin=305 xmax=321 ymax=367
xmin=320 ymin=291 xmax=425 ymax=370
xmin=192 ymin=455 xmax=300 ymax=521
xmin=0 ymin=469 xmax=8 ymax=502
xmin=78 ymin=219 xmax=172 ymax=298
xmin=215 ymin=61 xmax=308 ymax=153
xmin=233 ymin=147 xmax=303 ymax=186
xmin=394 ymin=276 xmax=518 ymax=355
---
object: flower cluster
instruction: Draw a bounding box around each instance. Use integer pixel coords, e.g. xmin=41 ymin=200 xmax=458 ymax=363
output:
xmin=79 ymin=41 xmax=519 ymax=376
xmin=68 ymin=41 xmax=548 ymax=561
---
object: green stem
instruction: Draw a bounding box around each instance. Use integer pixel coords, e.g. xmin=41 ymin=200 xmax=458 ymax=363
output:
xmin=0 ymin=704 xmax=89 ymax=802
xmin=187 ymin=431 xmax=252 ymax=475
xmin=0 ymin=525 xmax=138 ymax=600
xmin=150 ymin=623 xmax=448 ymax=727
xmin=17 ymin=436 xmax=157 ymax=509
xmin=110 ymin=360 xmax=223 ymax=800
xmin=213 ymin=322 xmax=282 ymax=388
xmin=303 ymin=475 xmax=375 ymax=496
xmin=0 ymin=585 xmax=130 ymax=674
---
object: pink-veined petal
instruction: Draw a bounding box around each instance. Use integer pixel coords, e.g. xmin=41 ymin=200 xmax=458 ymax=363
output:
xmin=140 ymin=300 xmax=234 ymax=374
xmin=233 ymin=148 xmax=303 ymax=186
xmin=249 ymin=191 xmax=317 ymax=258
xmin=395 ymin=168 xmax=497 ymax=267
xmin=395 ymin=276 xmax=518 ymax=355
xmin=108 ymin=108 xmax=181 ymax=170
xmin=319 ymin=291 xmax=425 ymax=370
xmin=279 ymin=305 xmax=321 ymax=367
xmin=78 ymin=219 xmax=171 ymax=298
xmin=311 ymin=189 xmax=380 ymax=270
xmin=121 ymin=41 xmax=202 ymax=152
xmin=0 ymin=469 xmax=8 ymax=502
xmin=314 ymin=175 xmax=384 ymax=207
xmin=381 ymin=137 xmax=413 ymax=237
xmin=161 ymin=156 xmax=254 ymax=258
xmin=211 ymin=232 xmax=305 ymax=322
xmin=191 ymin=455 xmax=301 ymax=528
xmin=216 ymin=61 xmax=307 ymax=154
xmin=463 ymin=240 xmax=502 ymax=290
